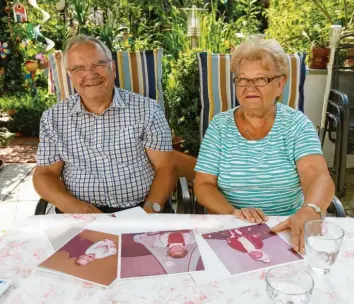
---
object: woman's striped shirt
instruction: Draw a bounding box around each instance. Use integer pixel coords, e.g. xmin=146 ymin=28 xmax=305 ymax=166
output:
xmin=195 ymin=103 xmax=323 ymax=216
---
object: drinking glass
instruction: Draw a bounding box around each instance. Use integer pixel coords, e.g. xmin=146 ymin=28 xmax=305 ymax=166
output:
xmin=266 ymin=266 xmax=314 ymax=304
xmin=305 ymin=220 xmax=344 ymax=275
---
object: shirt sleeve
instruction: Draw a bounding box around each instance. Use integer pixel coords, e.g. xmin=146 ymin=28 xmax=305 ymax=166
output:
xmin=194 ymin=118 xmax=221 ymax=176
xmin=142 ymin=102 xmax=173 ymax=151
xmin=293 ymin=113 xmax=323 ymax=161
xmin=36 ymin=110 xmax=62 ymax=166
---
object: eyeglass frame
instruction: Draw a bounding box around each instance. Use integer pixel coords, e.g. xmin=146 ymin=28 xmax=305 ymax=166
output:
xmin=67 ymin=59 xmax=113 ymax=78
xmin=233 ymin=75 xmax=282 ymax=87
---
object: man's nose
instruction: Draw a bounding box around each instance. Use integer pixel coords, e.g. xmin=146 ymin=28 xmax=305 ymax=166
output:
xmin=83 ymin=68 xmax=98 ymax=78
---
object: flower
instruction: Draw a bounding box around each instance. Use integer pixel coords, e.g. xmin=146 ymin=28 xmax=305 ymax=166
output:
xmin=35 ymin=52 xmax=45 ymax=62
xmin=0 ymin=42 xmax=10 ymax=59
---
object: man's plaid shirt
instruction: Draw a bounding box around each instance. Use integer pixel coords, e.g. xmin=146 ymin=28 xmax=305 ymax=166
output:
xmin=37 ymin=87 xmax=172 ymax=208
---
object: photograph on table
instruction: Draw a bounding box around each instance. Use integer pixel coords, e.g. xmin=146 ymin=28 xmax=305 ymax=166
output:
xmin=120 ymin=229 xmax=205 ymax=279
xmin=202 ymin=223 xmax=303 ymax=275
xmin=38 ymin=229 xmax=119 ymax=287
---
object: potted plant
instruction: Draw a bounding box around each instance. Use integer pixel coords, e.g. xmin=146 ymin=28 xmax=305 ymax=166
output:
xmin=303 ymin=27 xmax=330 ymax=69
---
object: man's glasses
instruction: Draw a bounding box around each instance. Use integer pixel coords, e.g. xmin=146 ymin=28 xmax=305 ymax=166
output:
xmin=67 ymin=60 xmax=112 ymax=78
xmin=233 ymin=76 xmax=281 ymax=87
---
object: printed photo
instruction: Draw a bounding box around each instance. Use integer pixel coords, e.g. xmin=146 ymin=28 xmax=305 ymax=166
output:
xmin=202 ymin=224 xmax=303 ymax=275
xmin=38 ymin=229 xmax=118 ymax=287
xmin=120 ymin=229 xmax=205 ymax=279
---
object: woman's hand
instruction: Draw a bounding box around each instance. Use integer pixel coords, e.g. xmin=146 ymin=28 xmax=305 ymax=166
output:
xmin=232 ymin=208 xmax=268 ymax=223
xmin=271 ymin=207 xmax=322 ymax=253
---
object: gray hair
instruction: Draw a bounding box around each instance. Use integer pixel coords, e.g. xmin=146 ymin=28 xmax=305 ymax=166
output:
xmin=231 ymin=34 xmax=289 ymax=81
xmin=63 ymin=35 xmax=112 ymax=67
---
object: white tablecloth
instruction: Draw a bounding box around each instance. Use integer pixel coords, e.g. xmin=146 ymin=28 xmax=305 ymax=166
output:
xmin=0 ymin=213 xmax=353 ymax=304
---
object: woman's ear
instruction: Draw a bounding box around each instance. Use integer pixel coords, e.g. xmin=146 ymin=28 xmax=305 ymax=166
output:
xmin=277 ymin=75 xmax=286 ymax=96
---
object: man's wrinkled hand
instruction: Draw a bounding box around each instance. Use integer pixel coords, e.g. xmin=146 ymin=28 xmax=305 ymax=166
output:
xmin=271 ymin=207 xmax=322 ymax=253
xmin=72 ymin=200 xmax=103 ymax=214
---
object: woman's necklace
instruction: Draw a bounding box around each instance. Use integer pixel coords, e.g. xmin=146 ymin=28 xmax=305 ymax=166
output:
xmin=242 ymin=112 xmax=255 ymax=140
xmin=241 ymin=108 xmax=275 ymax=141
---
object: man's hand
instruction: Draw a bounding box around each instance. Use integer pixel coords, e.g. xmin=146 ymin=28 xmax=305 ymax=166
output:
xmin=70 ymin=200 xmax=103 ymax=214
xmin=271 ymin=207 xmax=322 ymax=253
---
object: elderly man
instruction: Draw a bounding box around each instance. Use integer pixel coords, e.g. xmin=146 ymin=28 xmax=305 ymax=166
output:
xmin=33 ymin=35 xmax=177 ymax=214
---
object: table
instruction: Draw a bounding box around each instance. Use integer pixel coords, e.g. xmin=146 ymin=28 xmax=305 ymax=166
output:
xmin=0 ymin=213 xmax=353 ymax=304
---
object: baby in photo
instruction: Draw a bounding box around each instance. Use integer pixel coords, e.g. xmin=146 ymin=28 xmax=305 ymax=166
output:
xmin=133 ymin=230 xmax=195 ymax=259
xmin=75 ymin=239 xmax=117 ymax=266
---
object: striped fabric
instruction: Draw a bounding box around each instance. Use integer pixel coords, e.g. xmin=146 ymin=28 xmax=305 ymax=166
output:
xmin=194 ymin=103 xmax=323 ymax=216
xmin=48 ymin=49 xmax=164 ymax=111
xmin=197 ymin=52 xmax=306 ymax=138
xmin=48 ymin=51 xmax=75 ymax=101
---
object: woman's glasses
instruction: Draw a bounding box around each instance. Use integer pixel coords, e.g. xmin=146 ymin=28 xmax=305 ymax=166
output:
xmin=233 ymin=76 xmax=281 ymax=87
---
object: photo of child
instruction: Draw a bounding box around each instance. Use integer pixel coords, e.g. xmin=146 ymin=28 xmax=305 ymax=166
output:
xmin=121 ymin=229 xmax=204 ymax=279
xmin=75 ymin=239 xmax=117 ymax=266
xmin=226 ymin=228 xmax=271 ymax=263
xmin=38 ymin=229 xmax=118 ymax=287
xmin=202 ymin=224 xmax=302 ymax=275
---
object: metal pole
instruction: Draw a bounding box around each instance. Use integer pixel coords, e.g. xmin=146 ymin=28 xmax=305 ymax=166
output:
xmin=191 ymin=36 xmax=198 ymax=49
xmin=319 ymin=25 xmax=342 ymax=146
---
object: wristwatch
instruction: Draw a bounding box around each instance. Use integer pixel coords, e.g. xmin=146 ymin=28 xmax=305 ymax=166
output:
xmin=302 ymin=203 xmax=324 ymax=220
xmin=144 ymin=202 xmax=161 ymax=213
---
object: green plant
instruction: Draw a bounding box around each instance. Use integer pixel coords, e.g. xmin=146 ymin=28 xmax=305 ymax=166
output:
xmin=200 ymin=0 xmax=263 ymax=53
xmin=0 ymin=1 xmax=25 ymax=94
xmin=0 ymin=88 xmax=56 ymax=136
xmin=70 ymin=0 xmax=92 ymax=34
xmin=266 ymin=0 xmax=354 ymax=56
xmin=165 ymin=49 xmax=202 ymax=156
xmin=0 ymin=110 xmax=14 ymax=147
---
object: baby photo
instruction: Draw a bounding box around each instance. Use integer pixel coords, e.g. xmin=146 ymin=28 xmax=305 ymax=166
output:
xmin=38 ymin=229 xmax=118 ymax=287
xmin=202 ymin=223 xmax=303 ymax=275
xmin=120 ymin=229 xmax=205 ymax=279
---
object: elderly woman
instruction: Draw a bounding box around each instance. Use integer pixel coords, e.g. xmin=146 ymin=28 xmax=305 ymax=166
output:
xmin=194 ymin=36 xmax=334 ymax=253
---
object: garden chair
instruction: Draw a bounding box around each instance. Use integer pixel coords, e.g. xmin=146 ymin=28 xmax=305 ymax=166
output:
xmin=35 ymin=48 xmax=179 ymax=215
xmin=325 ymin=33 xmax=354 ymax=197
xmin=180 ymin=51 xmax=345 ymax=217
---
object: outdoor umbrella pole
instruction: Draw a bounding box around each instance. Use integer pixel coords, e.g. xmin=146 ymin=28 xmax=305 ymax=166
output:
xmin=319 ymin=25 xmax=342 ymax=146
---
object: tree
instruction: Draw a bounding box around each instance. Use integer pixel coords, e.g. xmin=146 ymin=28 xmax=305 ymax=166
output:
xmin=0 ymin=0 xmax=25 ymax=95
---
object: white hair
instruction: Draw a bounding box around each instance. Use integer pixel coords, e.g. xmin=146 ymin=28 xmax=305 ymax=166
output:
xmin=63 ymin=35 xmax=112 ymax=67
xmin=231 ymin=34 xmax=289 ymax=81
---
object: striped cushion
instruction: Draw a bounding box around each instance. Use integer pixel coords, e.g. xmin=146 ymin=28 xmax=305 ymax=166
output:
xmin=197 ymin=52 xmax=306 ymax=137
xmin=48 ymin=49 xmax=164 ymax=111
xmin=48 ymin=51 xmax=76 ymax=101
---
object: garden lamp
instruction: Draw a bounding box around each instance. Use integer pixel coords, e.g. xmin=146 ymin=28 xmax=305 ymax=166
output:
xmin=55 ymin=0 xmax=65 ymax=11
xmin=182 ymin=5 xmax=207 ymax=48
xmin=319 ymin=25 xmax=342 ymax=145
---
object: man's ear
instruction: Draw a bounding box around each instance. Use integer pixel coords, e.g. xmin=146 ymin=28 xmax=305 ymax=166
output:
xmin=111 ymin=60 xmax=116 ymax=78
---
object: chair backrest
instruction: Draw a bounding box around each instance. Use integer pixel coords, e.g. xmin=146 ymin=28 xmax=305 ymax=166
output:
xmin=332 ymin=33 xmax=354 ymax=110
xmin=48 ymin=48 xmax=164 ymax=111
xmin=197 ymin=52 xmax=306 ymax=138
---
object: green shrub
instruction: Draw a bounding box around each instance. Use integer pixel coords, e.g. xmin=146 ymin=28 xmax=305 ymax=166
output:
xmin=266 ymin=0 xmax=354 ymax=58
xmin=0 ymin=88 xmax=56 ymax=136
xmin=165 ymin=49 xmax=201 ymax=156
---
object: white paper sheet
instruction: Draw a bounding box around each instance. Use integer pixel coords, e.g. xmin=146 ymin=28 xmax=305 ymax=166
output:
xmin=191 ymin=217 xmax=300 ymax=285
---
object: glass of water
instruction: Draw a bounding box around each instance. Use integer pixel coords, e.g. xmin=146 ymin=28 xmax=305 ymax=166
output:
xmin=305 ymin=220 xmax=344 ymax=275
xmin=266 ymin=265 xmax=314 ymax=304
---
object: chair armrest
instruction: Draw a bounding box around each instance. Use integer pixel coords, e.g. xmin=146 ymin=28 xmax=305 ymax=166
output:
xmin=330 ymin=196 xmax=346 ymax=217
xmin=175 ymin=177 xmax=192 ymax=214
xmin=34 ymin=199 xmax=49 ymax=215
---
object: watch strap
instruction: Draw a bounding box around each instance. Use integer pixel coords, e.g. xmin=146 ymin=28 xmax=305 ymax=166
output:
xmin=302 ymin=203 xmax=324 ymax=220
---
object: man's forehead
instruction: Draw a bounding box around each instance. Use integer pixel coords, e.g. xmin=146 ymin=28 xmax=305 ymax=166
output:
xmin=67 ymin=42 xmax=107 ymax=62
